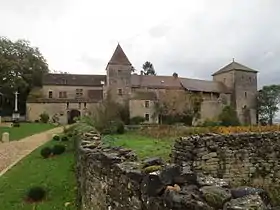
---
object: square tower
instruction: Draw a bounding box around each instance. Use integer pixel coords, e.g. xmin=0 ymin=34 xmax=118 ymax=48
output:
xmin=212 ymin=60 xmax=258 ymax=125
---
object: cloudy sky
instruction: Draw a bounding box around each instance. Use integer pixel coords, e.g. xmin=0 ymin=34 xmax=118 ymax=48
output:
xmin=0 ymin=0 xmax=280 ymax=87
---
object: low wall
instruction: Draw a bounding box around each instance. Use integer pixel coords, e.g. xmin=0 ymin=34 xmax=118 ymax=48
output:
xmin=172 ymin=132 xmax=280 ymax=187
xmin=75 ymin=128 xmax=276 ymax=210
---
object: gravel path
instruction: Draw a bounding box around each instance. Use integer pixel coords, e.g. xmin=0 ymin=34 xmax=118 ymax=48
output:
xmin=0 ymin=126 xmax=66 ymax=177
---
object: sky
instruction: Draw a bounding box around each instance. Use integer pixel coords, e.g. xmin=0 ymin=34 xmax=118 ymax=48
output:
xmin=0 ymin=0 xmax=280 ymax=88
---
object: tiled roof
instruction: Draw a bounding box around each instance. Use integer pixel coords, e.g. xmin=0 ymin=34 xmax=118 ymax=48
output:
xmin=179 ymin=78 xmax=231 ymax=93
xmin=43 ymin=73 xmax=106 ymax=86
xmin=212 ymin=61 xmax=258 ymax=76
xmin=131 ymin=74 xmax=183 ymax=89
xmin=107 ymin=44 xmax=131 ymax=66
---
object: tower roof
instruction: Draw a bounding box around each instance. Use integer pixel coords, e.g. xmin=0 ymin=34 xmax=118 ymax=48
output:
xmin=212 ymin=60 xmax=258 ymax=76
xmin=108 ymin=44 xmax=131 ymax=66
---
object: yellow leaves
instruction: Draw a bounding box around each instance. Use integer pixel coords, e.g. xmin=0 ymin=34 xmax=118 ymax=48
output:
xmin=211 ymin=125 xmax=280 ymax=135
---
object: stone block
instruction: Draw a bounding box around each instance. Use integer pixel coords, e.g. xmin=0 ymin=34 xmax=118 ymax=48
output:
xmin=2 ymin=132 xmax=9 ymax=143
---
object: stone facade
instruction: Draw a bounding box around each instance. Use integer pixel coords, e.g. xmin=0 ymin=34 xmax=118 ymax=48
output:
xmin=74 ymin=125 xmax=277 ymax=210
xmin=27 ymin=45 xmax=259 ymax=125
xmin=172 ymin=132 xmax=280 ymax=188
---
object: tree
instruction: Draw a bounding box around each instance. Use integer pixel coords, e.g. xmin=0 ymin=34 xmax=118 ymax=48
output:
xmin=142 ymin=61 xmax=156 ymax=75
xmin=153 ymin=90 xmax=203 ymax=125
xmin=218 ymin=105 xmax=240 ymax=126
xmin=257 ymin=85 xmax=280 ymax=125
xmin=0 ymin=37 xmax=49 ymax=115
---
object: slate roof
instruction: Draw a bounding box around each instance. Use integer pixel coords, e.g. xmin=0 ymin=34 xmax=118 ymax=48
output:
xmin=107 ymin=44 xmax=131 ymax=66
xmin=43 ymin=73 xmax=106 ymax=86
xmin=131 ymin=91 xmax=158 ymax=100
xmin=179 ymin=78 xmax=230 ymax=93
xmin=131 ymin=74 xmax=183 ymax=89
xmin=212 ymin=61 xmax=258 ymax=76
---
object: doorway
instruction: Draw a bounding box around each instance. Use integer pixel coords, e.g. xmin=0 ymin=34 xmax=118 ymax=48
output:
xmin=67 ymin=109 xmax=81 ymax=124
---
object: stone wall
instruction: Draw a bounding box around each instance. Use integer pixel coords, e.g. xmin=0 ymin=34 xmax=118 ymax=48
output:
xmin=172 ymin=132 xmax=280 ymax=187
xmin=75 ymin=127 xmax=277 ymax=210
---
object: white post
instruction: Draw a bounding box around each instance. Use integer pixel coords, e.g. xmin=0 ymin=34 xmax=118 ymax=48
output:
xmin=14 ymin=91 xmax=18 ymax=112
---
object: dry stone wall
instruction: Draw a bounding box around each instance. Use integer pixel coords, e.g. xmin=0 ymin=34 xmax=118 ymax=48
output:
xmin=172 ymin=132 xmax=280 ymax=187
xmin=74 ymin=127 xmax=278 ymax=210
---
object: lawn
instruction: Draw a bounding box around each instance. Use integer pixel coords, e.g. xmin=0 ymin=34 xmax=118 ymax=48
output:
xmin=107 ymin=132 xmax=174 ymax=161
xmin=0 ymin=138 xmax=77 ymax=210
xmin=0 ymin=123 xmax=56 ymax=141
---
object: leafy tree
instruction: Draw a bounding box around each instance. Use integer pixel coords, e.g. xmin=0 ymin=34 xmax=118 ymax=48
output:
xmin=142 ymin=61 xmax=156 ymax=75
xmin=153 ymin=90 xmax=203 ymax=125
xmin=218 ymin=105 xmax=240 ymax=126
xmin=257 ymin=85 xmax=280 ymax=125
xmin=0 ymin=37 xmax=49 ymax=115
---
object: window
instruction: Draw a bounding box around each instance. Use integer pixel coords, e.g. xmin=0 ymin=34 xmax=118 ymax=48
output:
xmin=223 ymin=78 xmax=226 ymax=83
xmin=84 ymin=102 xmax=87 ymax=108
xmin=118 ymin=89 xmax=123 ymax=95
xmin=145 ymin=113 xmax=150 ymax=121
xmin=48 ymin=91 xmax=53 ymax=98
xmin=249 ymin=77 xmax=252 ymax=82
xmin=66 ymin=102 xmax=69 ymax=109
xmin=78 ymin=102 xmax=81 ymax=109
xmin=245 ymin=92 xmax=247 ymax=98
xmin=145 ymin=100 xmax=150 ymax=108
xmin=76 ymin=89 xmax=83 ymax=98
xmin=59 ymin=91 xmax=67 ymax=98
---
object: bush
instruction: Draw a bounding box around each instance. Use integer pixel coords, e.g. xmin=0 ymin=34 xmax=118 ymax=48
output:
xmin=52 ymin=145 xmax=66 ymax=155
xmin=52 ymin=135 xmax=60 ymax=141
xmin=61 ymin=136 xmax=69 ymax=141
xmin=116 ymin=121 xmax=125 ymax=134
xmin=130 ymin=116 xmax=145 ymax=125
xmin=201 ymin=119 xmax=221 ymax=127
xmin=218 ymin=106 xmax=240 ymax=126
xmin=40 ymin=147 xmax=52 ymax=158
xmin=39 ymin=112 xmax=49 ymax=123
xmin=26 ymin=186 xmax=46 ymax=202
xmin=12 ymin=122 xmax=20 ymax=127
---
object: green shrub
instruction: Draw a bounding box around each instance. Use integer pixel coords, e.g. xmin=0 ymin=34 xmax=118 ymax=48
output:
xmin=26 ymin=186 xmax=46 ymax=202
xmin=40 ymin=147 xmax=52 ymax=158
xmin=116 ymin=121 xmax=125 ymax=134
xmin=52 ymin=135 xmax=60 ymax=141
xmin=52 ymin=145 xmax=66 ymax=155
xmin=12 ymin=122 xmax=20 ymax=127
xmin=130 ymin=116 xmax=146 ymax=125
xmin=61 ymin=136 xmax=69 ymax=141
xmin=39 ymin=112 xmax=49 ymax=123
xmin=218 ymin=106 xmax=240 ymax=126
xmin=201 ymin=119 xmax=221 ymax=127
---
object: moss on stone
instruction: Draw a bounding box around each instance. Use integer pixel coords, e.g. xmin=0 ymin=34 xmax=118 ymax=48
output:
xmin=142 ymin=165 xmax=162 ymax=174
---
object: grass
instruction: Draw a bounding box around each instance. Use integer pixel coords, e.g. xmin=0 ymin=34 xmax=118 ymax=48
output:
xmin=0 ymin=139 xmax=77 ymax=210
xmin=0 ymin=123 xmax=56 ymax=141
xmin=108 ymin=132 xmax=174 ymax=161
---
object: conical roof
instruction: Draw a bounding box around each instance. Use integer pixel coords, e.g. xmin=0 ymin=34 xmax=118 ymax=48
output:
xmin=108 ymin=44 xmax=131 ymax=65
xmin=212 ymin=60 xmax=258 ymax=76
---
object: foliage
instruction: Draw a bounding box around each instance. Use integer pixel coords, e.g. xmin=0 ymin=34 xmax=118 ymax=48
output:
xmin=40 ymin=147 xmax=52 ymax=158
xmin=26 ymin=186 xmax=46 ymax=202
xmin=130 ymin=116 xmax=146 ymax=125
xmin=142 ymin=165 xmax=162 ymax=173
xmin=52 ymin=135 xmax=60 ymax=141
xmin=142 ymin=61 xmax=156 ymax=75
xmin=61 ymin=135 xmax=69 ymax=142
xmin=116 ymin=121 xmax=125 ymax=134
xmin=153 ymin=90 xmax=203 ymax=125
xmin=201 ymin=119 xmax=221 ymax=127
xmin=12 ymin=122 xmax=20 ymax=127
xmin=39 ymin=112 xmax=49 ymax=123
xmin=257 ymin=85 xmax=280 ymax=125
xmin=91 ymin=89 xmax=126 ymax=133
xmin=52 ymin=145 xmax=66 ymax=155
xmin=0 ymin=37 xmax=49 ymax=115
xmin=218 ymin=105 xmax=240 ymax=126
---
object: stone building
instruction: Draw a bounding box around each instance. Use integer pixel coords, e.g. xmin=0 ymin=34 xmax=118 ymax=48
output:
xmin=26 ymin=44 xmax=258 ymax=125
